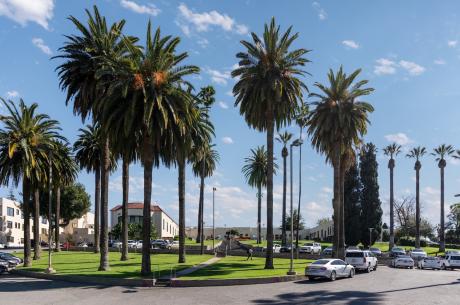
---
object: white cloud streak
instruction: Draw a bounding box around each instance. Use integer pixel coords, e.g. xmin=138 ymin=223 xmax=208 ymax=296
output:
xmin=120 ymin=0 xmax=161 ymax=16
xmin=32 ymin=37 xmax=52 ymax=55
xmin=342 ymin=40 xmax=359 ymax=49
xmin=0 ymin=0 xmax=54 ymax=29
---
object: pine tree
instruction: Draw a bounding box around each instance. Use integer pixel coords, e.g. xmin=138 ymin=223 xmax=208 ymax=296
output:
xmin=344 ymin=160 xmax=362 ymax=246
xmin=359 ymin=143 xmax=383 ymax=247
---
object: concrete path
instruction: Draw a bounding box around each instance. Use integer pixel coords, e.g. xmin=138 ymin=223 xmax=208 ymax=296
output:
xmin=164 ymin=256 xmax=221 ymax=279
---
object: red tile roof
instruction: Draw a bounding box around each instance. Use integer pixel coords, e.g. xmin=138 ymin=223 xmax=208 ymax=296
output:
xmin=110 ymin=202 xmax=161 ymax=212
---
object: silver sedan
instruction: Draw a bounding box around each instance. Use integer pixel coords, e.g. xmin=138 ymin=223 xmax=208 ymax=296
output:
xmin=417 ymin=257 xmax=441 ymax=270
xmin=306 ymin=258 xmax=355 ymax=281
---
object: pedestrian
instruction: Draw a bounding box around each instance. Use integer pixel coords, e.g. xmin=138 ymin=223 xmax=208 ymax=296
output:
xmin=247 ymin=247 xmax=253 ymax=260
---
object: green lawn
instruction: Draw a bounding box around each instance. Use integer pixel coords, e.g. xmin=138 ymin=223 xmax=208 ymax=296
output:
xmin=18 ymin=251 xmax=213 ymax=279
xmin=180 ymin=256 xmax=314 ymax=280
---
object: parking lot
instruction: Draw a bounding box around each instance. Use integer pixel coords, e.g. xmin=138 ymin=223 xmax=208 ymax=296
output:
xmin=1 ymin=266 xmax=459 ymax=305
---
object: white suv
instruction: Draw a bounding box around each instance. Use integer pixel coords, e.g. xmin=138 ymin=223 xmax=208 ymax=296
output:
xmin=299 ymin=242 xmax=322 ymax=254
xmin=441 ymin=254 xmax=460 ymax=270
xmin=345 ymin=250 xmax=378 ymax=272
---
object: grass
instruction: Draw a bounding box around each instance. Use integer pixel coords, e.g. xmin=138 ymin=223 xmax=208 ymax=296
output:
xmin=18 ymin=251 xmax=213 ymax=279
xmin=184 ymin=239 xmax=219 ymax=246
xmin=180 ymin=256 xmax=314 ymax=280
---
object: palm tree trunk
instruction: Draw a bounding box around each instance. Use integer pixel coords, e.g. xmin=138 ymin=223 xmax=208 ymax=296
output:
xmin=54 ymin=186 xmax=61 ymax=252
xmin=295 ymin=139 xmax=303 ymax=256
xmin=121 ymin=154 xmax=129 ymax=261
xmin=141 ymin=134 xmax=153 ymax=276
xmin=257 ymin=184 xmax=262 ymax=244
xmin=98 ymin=137 xmax=110 ymax=271
xmin=178 ymin=154 xmax=186 ymax=263
xmin=199 ymin=172 xmax=205 ymax=255
xmin=264 ymin=110 xmax=274 ymax=270
xmin=94 ymin=164 xmax=101 ymax=253
xmin=389 ymin=163 xmax=395 ymax=251
xmin=339 ymin=163 xmax=345 ymax=257
xmin=23 ymin=176 xmax=32 ymax=267
xmin=281 ymin=152 xmax=287 ymax=247
xmin=196 ymin=165 xmax=204 ymax=244
xmin=33 ymin=188 xmax=41 ymax=260
xmin=415 ymin=166 xmax=421 ymax=248
xmin=440 ymin=166 xmax=445 ymax=252
xmin=332 ymin=148 xmax=341 ymax=258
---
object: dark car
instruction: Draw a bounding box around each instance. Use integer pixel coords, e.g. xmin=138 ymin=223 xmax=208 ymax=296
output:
xmin=390 ymin=247 xmax=406 ymax=258
xmin=370 ymin=247 xmax=382 ymax=257
xmin=0 ymin=252 xmax=23 ymax=267
xmin=0 ymin=260 xmax=10 ymax=274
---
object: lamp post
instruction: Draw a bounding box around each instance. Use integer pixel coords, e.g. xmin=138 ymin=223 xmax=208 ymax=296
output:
xmin=287 ymin=139 xmax=302 ymax=275
xmin=369 ymin=228 xmax=374 ymax=250
xmin=212 ymin=187 xmax=216 ymax=252
xmin=46 ymin=153 xmax=55 ymax=274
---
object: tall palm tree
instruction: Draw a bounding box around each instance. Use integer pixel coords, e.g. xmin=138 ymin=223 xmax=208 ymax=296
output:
xmin=307 ymin=67 xmax=374 ymax=259
xmin=242 ymin=146 xmax=277 ymax=244
xmin=0 ymin=98 xmax=64 ymax=267
xmin=191 ymin=142 xmax=219 ymax=254
xmin=98 ymin=22 xmax=199 ymax=274
xmin=383 ymin=143 xmax=402 ymax=251
xmin=55 ymin=6 xmax=130 ymax=271
xmin=232 ymin=18 xmax=309 ymax=269
xmin=432 ymin=144 xmax=454 ymax=252
xmin=276 ymin=131 xmax=292 ymax=246
xmin=406 ymin=146 xmax=427 ymax=248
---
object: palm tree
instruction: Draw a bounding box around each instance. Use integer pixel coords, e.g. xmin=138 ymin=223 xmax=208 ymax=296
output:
xmin=406 ymin=146 xmax=427 ymax=248
xmin=0 ymin=98 xmax=64 ymax=267
xmin=242 ymin=146 xmax=277 ymax=244
xmin=383 ymin=143 xmax=402 ymax=251
xmin=276 ymin=131 xmax=292 ymax=246
xmin=55 ymin=6 xmax=129 ymax=271
xmin=97 ymin=22 xmax=199 ymax=274
xmin=232 ymin=18 xmax=309 ymax=269
xmin=191 ymin=142 xmax=219 ymax=254
xmin=73 ymin=125 xmax=103 ymax=253
xmin=432 ymin=144 xmax=454 ymax=252
xmin=307 ymin=67 xmax=374 ymax=259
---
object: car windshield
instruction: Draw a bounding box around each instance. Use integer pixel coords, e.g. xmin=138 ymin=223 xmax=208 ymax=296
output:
xmin=304 ymin=243 xmax=313 ymax=246
xmin=312 ymin=259 xmax=330 ymax=265
xmin=345 ymin=252 xmax=364 ymax=257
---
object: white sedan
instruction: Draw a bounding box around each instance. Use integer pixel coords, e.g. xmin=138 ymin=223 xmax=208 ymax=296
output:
xmin=306 ymin=259 xmax=355 ymax=281
xmin=410 ymin=248 xmax=427 ymax=260
xmin=417 ymin=257 xmax=441 ymax=270
xmin=391 ymin=255 xmax=414 ymax=269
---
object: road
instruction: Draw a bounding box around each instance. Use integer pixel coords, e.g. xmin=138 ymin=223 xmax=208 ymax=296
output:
xmin=1 ymin=266 xmax=459 ymax=305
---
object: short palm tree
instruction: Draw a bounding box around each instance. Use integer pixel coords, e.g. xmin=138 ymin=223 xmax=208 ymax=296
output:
xmin=0 ymin=98 xmax=64 ymax=267
xmin=383 ymin=143 xmax=402 ymax=251
xmin=307 ymin=67 xmax=374 ymax=259
xmin=232 ymin=18 xmax=310 ymax=269
xmin=406 ymin=146 xmax=427 ymax=248
xmin=242 ymin=146 xmax=277 ymax=244
xmin=432 ymin=144 xmax=455 ymax=252
xmin=276 ymin=131 xmax=292 ymax=246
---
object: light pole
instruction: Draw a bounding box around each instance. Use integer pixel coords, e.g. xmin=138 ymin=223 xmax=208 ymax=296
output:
xmin=287 ymin=139 xmax=302 ymax=275
xmin=46 ymin=153 xmax=55 ymax=274
xmin=212 ymin=187 xmax=216 ymax=252
xmin=369 ymin=228 xmax=374 ymax=249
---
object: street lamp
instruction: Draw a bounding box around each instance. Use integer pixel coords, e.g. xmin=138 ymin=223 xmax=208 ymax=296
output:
xmin=212 ymin=187 xmax=216 ymax=252
xmin=287 ymin=139 xmax=303 ymax=275
xmin=46 ymin=152 xmax=55 ymax=274
xmin=369 ymin=228 xmax=374 ymax=249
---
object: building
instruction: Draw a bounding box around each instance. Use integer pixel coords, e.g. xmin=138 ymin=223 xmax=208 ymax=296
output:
xmin=0 ymin=197 xmax=49 ymax=247
xmin=110 ymin=202 xmax=178 ymax=239
xmin=59 ymin=212 xmax=95 ymax=244
xmin=305 ymin=220 xmax=334 ymax=241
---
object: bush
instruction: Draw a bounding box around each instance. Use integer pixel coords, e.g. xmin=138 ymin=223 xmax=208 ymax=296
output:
xmin=397 ymin=236 xmax=427 ymax=247
xmin=445 ymin=244 xmax=460 ymax=250
xmin=382 ymin=230 xmax=390 ymax=242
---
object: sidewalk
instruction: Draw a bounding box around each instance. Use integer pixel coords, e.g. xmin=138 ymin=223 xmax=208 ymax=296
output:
xmin=161 ymin=257 xmax=222 ymax=279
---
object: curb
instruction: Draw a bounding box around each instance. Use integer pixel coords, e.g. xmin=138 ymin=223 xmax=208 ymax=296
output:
xmin=12 ymin=269 xmax=155 ymax=287
xmin=170 ymin=274 xmax=307 ymax=287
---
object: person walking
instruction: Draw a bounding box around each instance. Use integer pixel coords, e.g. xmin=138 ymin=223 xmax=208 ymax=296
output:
xmin=247 ymin=248 xmax=254 ymax=260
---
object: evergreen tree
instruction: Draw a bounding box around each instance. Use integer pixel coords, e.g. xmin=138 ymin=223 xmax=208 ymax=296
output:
xmin=344 ymin=160 xmax=362 ymax=246
xmin=359 ymin=143 xmax=383 ymax=247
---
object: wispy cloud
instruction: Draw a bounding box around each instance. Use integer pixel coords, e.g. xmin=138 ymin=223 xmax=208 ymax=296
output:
xmin=434 ymin=59 xmax=446 ymax=65
xmin=218 ymin=101 xmax=229 ymax=109
xmin=0 ymin=0 xmax=54 ymax=30
xmin=312 ymin=2 xmax=327 ymax=20
xmin=222 ymin=136 xmax=233 ymax=144
xmin=384 ymin=133 xmax=414 ymax=146
xmin=448 ymin=40 xmax=458 ymax=48
xmin=205 ymin=68 xmax=231 ymax=85
xmin=342 ymin=40 xmax=359 ymax=49
xmin=120 ymin=0 xmax=161 ymax=16
xmin=374 ymin=58 xmax=397 ymax=75
xmin=399 ymin=60 xmax=425 ymax=76
xmin=32 ymin=38 xmax=52 ymax=55
xmin=6 ymin=90 xmax=19 ymax=98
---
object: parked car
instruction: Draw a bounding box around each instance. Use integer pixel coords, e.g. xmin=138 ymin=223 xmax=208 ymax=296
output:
xmin=390 ymin=247 xmax=406 ymax=257
xmin=345 ymin=250 xmax=378 ymax=272
xmin=151 ymin=239 xmax=170 ymax=249
xmin=299 ymin=242 xmax=322 ymax=254
xmin=305 ymin=258 xmax=355 ymax=281
xmin=346 ymin=246 xmax=360 ymax=252
xmin=273 ymin=243 xmax=281 ymax=253
xmin=369 ymin=247 xmax=382 ymax=257
xmin=112 ymin=241 xmax=122 ymax=248
xmin=410 ymin=248 xmax=427 ymax=260
xmin=322 ymin=247 xmax=333 ymax=257
xmin=391 ymin=255 xmax=414 ymax=268
xmin=77 ymin=242 xmax=88 ymax=248
xmin=170 ymin=241 xmax=179 ymax=249
xmin=280 ymin=245 xmax=297 ymax=253
xmin=0 ymin=260 xmax=10 ymax=274
xmin=441 ymin=253 xmax=460 ymax=270
xmin=127 ymin=240 xmax=137 ymax=248
xmin=0 ymin=252 xmax=22 ymax=268
xmin=0 ymin=243 xmax=5 ymax=249
xmin=135 ymin=241 xmax=143 ymax=249
xmin=445 ymin=250 xmax=460 ymax=255
xmin=417 ymin=256 xmax=441 ymax=270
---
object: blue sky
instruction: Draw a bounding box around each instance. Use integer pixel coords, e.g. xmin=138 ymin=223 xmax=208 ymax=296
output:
xmin=1 ymin=0 xmax=460 ymax=229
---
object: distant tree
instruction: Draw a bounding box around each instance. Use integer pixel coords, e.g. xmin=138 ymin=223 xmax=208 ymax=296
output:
xmin=359 ymin=143 xmax=383 ymax=247
xmin=316 ymin=217 xmax=331 ymax=226
xmin=111 ymin=223 xmax=156 ymax=240
xmin=394 ymin=196 xmax=434 ymax=239
xmin=344 ymin=160 xmax=361 ymax=246
xmin=281 ymin=209 xmax=305 ymax=232
xmin=446 ymin=203 xmax=460 ymax=241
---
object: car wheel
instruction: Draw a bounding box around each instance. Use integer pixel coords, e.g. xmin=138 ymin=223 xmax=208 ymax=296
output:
xmin=366 ymin=264 xmax=371 ymax=273
xmin=349 ymin=269 xmax=355 ymax=278
xmin=307 ymin=276 xmax=315 ymax=281
xmin=441 ymin=264 xmax=446 ymax=270
xmin=373 ymin=263 xmax=378 ymax=271
xmin=330 ymin=271 xmax=337 ymax=281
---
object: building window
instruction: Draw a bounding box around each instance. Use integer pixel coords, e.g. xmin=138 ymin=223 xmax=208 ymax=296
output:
xmin=7 ymin=236 xmax=14 ymax=243
xmin=7 ymin=207 xmax=14 ymax=216
xmin=41 ymin=228 xmax=47 ymax=234
xmin=16 ymin=209 xmax=19 ymax=215
xmin=42 ymin=218 xmax=47 ymax=224
xmin=163 ymin=219 xmax=165 ymax=230
xmin=7 ymin=221 xmax=13 ymax=229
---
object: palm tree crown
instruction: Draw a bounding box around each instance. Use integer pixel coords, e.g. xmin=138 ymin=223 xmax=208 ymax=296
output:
xmin=432 ymin=144 xmax=454 ymax=167
xmin=406 ymin=146 xmax=427 ymax=168
xmin=276 ymin=131 xmax=293 ymax=157
xmin=242 ymin=146 xmax=278 ymax=188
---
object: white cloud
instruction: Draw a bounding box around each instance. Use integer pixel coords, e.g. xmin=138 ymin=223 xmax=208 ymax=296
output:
xmin=398 ymin=60 xmax=425 ymax=76
xmin=218 ymin=101 xmax=228 ymax=109
xmin=32 ymin=37 xmax=52 ymax=55
xmin=120 ymin=0 xmax=160 ymax=16
xmin=374 ymin=58 xmax=397 ymax=75
xmin=205 ymin=68 xmax=231 ymax=85
xmin=384 ymin=133 xmax=413 ymax=146
xmin=222 ymin=136 xmax=233 ymax=144
xmin=0 ymin=0 xmax=54 ymax=29
xmin=6 ymin=90 xmax=19 ymax=98
xmin=312 ymin=2 xmax=327 ymax=20
xmin=197 ymin=38 xmax=209 ymax=48
xmin=342 ymin=40 xmax=359 ymax=49
xmin=434 ymin=59 xmax=446 ymax=65
xmin=226 ymin=90 xmax=233 ymax=97
xmin=177 ymin=3 xmax=248 ymax=35
xmin=448 ymin=40 xmax=458 ymax=48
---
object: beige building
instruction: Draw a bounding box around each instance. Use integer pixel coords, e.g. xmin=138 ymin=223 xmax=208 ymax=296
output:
xmin=0 ymin=197 xmax=49 ymax=247
xmin=59 ymin=212 xmax=95 ymax=244
xmin=110 ymin=202 xmax=178 ymax=239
